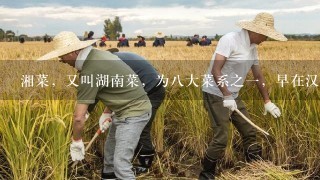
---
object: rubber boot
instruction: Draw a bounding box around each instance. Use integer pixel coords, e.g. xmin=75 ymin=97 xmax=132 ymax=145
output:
xmin=101 ymin=172 xmax=117 ymax=180
xmin=245 ymin=147 xmax=262 ymax=162
xmin=199 ymin=155 xmax=217 ymax=180
xmin=132 ymin=154 xmax=154 ymax=175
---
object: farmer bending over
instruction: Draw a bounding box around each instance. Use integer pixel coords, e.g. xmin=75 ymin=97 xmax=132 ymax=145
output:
xmin=38 ymin=31 xmax=151 ymax=180
xmin=88 ymin=51 xmax=166 ymax=176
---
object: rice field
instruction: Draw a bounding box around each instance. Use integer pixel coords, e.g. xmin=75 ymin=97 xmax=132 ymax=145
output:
xmin=0 ymin=40 xmax=320 ymax=179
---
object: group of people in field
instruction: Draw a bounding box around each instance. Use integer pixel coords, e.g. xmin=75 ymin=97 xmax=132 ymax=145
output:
xmin=37 ymin=12 xmax=286 ymax=180
xmin=117 ymin=31 xmax=166 ymax=47
xmin=81 ymin=31 xmax=166 ymax=48
xmin=187 ymin=34 xmax=212 ymax=46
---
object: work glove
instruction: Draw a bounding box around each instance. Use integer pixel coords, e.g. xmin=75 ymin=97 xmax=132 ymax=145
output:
xmin=99 ymin=112 xmax=113 ymax=133
xmin=223 ymin=95 xmax=237 ymax=111
xmin=70 ymin=139 xmax=85 ymax=161
xmin=85 ymin=112 xmax=90 ymax=120
xmin=263 ymin=101 xmax=281 ymax=118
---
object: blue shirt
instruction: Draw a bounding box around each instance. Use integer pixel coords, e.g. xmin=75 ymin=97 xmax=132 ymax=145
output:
xmin=114 ymin=52 xmax=160 ymax=92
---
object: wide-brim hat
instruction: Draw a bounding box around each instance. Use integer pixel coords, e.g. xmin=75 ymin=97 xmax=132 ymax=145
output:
xmin=236 ymin=12 xmax=287 ymax=41
xmin=137 ymin=35 xmax=144 ymax=38
xmin=155 ymin=32 xmax=165 ymax=38
xmin=37 ymin=31 xmax=98 ymax=60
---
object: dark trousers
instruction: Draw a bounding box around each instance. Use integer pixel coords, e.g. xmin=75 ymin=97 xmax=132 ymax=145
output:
xmin=203 ymin=92 xmax=261 ymax=160
xmin=136 ymin=86 xmax=166 ymax=155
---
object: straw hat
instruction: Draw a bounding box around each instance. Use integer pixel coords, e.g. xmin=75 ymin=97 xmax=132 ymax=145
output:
xmin=155 ymin=32 xmax=165 ymax=38
xmin=236 ymin=12 xmax=287 ymax=41
xmin=37 ymin=31 xmax=98 ymax=60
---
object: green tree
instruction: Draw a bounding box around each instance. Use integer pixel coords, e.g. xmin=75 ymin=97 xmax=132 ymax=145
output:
xmin=103 ymin=17 xmax=123 ymax=40
xmin=0 ymin=28 xmax=4 ymax=41
xmin=104 ymin=19 xmax=111 ymax=36
xmin=113 ymin=16 xmax=122 ymax=38
xmin=104 ymin=19 xmax=115 ymax=39
xmin=6 ymin=30 xmax=15 ymax=36
xmin=108 ymin=21 xmax=116 ymax=40
xmin=214 ymin=34 xmax=220 ymax=41
xmin=5 ymin=30 xmax=15 ymax=41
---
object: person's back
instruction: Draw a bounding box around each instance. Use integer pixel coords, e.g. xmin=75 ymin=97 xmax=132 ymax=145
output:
xmin=113 ymin=52 xmax=160 ymax=92
xmin=19 ymin=37 xmax=25 ymax=43
xmin=80 ymin=49 xmax=150 ymax=117
xmin=206 ymin=38 xmax=212 ymax=45
xmin=153 ymin=38 xmax=165 ymax=47
xmin=118 ymin=34 xmax=129 ymax=47
xmin=84 ymin=31 xmax=97 ymax=47
xmin=191 ymin=34 xmax=199 ymax=45
xmin=158 ymin=38 xmax=165 ymax=46
xmin=99 ymin=36 xmax=107 ymax=47
xmin=136 ymin=36 xmax=146 ymax=47
xmin=138 ymin=40 xmax=146 ymax=47
xmin=199 ymin=39 xmax=207 ymax=46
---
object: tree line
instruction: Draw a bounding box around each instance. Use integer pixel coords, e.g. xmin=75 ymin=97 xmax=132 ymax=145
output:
xmin=0 ymin=29 xmax=16 ymax=41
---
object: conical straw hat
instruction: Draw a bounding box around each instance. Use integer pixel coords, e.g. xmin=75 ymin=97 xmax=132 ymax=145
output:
xmin=236 ymin=12 xmax=287 ymax=41
xmin=37 ymin=31 xmax=98 ymax=60
xmin=155 ymin=32 xmax=165 ymax=38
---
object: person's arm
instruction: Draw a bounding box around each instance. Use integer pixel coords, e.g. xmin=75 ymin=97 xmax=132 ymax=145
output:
xmin=72 ymin=103 xmax=89 ymax=140
xmin=212 ymin=53 xmax=237 ymax=111
xmin=252 ymin=65 xmax=281 ymax=118
xmin=251 ymin=65 xmax=270 ymax=103
xmin=211 ymin=53 xmax=232 ymax=96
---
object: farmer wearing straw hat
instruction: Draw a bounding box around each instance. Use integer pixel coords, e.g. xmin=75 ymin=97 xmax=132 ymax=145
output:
xmin=153 ymin=32 xmax=165 ymax=47
xmin=200 ymin=12 xmax=287 ymax=179
xmin=38 ymin=31 xmax=152 ymax=180
xmin=134 ymin=35 xmax=146 ymax=47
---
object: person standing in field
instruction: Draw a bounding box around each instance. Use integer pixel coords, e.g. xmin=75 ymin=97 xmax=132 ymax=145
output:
xmin=37 ymin=31 xmax=152 ymax=180
xmin=200 ymin=12 xmax=287 ymax=179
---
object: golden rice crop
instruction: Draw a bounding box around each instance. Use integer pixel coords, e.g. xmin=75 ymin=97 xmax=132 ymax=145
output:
xmin=0 ymin=41 xmax=320 ymax=179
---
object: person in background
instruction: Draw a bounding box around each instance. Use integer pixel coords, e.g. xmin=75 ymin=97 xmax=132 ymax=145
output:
xmin=86 ymin=31 xmax=94 ymax=40
xmin=19 ymin=36 xmax=25 ymax=44
xmin=134 ymin=35 xmax=146 ymax=47
xmin=206 ymin=36 xmax=212 ymax=46
xmin=44 ymin=34 xmax=51 ymax=43
xmin=200 ymin=12 xmax=287 ymax=179
xmin=153 ymin=32 xmax=165 ymax=47
xmin=186 ymin=38 xmax=193 ymax=46
xmin=199 ymin=35 xmax=212 ymax=46
xmin=99 ymin=35 xmax=107 ymax=47
xmin=117 ymin=34 xmax=130 ymax=47
xmin=191 ymin=34 xmax=200 ymax=45
xmin=84 ymin=31 xmax=97 ymax=47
